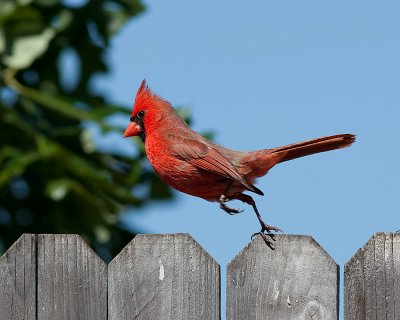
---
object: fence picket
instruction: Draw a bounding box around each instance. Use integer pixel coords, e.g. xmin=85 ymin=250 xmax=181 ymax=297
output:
xmin=227 ymin=234 xmax=339 ymax=320
xmin=108 ymin=233 xmax=220 ymax=320
xmin=37 ymin=234 xmax=107 ymax=320
xmin=344 ymin=232 xmax=400 ymax=319
xmin=0 ymin=234 xmax=36 ymax=320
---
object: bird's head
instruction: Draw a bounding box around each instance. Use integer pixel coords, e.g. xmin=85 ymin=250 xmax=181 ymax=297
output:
xmin=124 ymin=80 xmax=164 ymax=142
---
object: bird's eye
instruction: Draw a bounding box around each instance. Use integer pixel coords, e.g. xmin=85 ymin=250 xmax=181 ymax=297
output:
xmin=137 ymin=110 xmax=145 ymax=119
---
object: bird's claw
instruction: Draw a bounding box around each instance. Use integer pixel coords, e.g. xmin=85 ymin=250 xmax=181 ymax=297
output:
xmin=251 ymin=223 xmax=283 ymax=240
xmin=258 ymin=222 xmax=283 ymax=234
xmin=220 ymin=202 xmax=243 ymax=215
xmin=219 ymin=194 xmax=243 ymax=215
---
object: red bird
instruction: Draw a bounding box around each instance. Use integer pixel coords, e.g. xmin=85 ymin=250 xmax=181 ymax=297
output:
xmin=124 ymin=80 xmax=355 ymax=240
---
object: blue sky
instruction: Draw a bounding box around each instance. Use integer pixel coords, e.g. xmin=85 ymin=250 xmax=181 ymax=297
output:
xmin=95 ymin=0 xmax=400 ymax=317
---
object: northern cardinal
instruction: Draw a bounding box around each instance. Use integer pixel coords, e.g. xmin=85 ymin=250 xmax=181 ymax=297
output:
xmin=124 ymin=80 xmax=355 ymax=240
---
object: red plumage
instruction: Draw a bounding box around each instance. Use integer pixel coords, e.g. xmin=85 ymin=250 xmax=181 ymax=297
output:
xmin=124 ymin=80 xmax=355 ymax=239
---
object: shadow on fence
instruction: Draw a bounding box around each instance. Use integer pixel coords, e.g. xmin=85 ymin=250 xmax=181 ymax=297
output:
xmin=0 ymin=233 xmax=399 ymax=319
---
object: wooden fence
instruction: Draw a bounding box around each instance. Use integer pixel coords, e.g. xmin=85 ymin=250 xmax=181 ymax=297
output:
xmin=0 ymin=233 xmax=399 ymax=319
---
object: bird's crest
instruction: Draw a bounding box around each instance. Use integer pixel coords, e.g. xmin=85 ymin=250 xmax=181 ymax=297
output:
xmin=134 ymin=79 xmax=151 ymax=106
xmin=138 ymin=79 xmax=149 ymax=95
xmin=133 ymin=79 xmax=160 ymax=113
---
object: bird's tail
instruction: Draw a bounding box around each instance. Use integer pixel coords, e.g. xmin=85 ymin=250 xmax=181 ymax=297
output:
xmin=271 ymin=134 xmax=356 ymax=163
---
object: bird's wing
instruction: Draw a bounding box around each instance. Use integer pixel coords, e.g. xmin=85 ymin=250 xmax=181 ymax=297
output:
xmin=171 ymin=138 xmax=255 ymax=191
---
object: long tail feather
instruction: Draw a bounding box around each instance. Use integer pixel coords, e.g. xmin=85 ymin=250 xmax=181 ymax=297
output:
xmin=271 ymin=134 xmax=356 ymax=163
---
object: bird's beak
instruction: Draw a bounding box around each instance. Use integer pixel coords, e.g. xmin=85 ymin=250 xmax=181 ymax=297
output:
xmin=123 ymin=121 xmax=142 ymax=138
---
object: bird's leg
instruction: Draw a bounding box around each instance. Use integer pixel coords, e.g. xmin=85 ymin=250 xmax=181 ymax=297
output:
xmin=233 ymin=194 xmax=282 ymax=242
xmin=219 ymin=181 xmax=243 ymax=215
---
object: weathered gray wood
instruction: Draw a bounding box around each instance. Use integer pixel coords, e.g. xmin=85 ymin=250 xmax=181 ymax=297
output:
xmin=227 ymin=234 xmax=339 ymax=320
xmin=37 ymin=234 xmax=107 ymax=320
xmin=0 ymin=234 xmax=36 ymax=320
xmin=344 ymin=232 xmax=400 ymax=320
xmin=108 ymin=233 xmax=220 ymax=320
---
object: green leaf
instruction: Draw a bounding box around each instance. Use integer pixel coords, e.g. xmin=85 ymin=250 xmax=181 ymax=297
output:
xmin=92 ymin=104 xmax=130 ymax=117
xmin=4 ymin=70 xmax=98 ymax=121
xmin=115 ymin=0 xmax=145 ymax=16
xmin=0 ymin=5 xmax=41 ymax=32
xmin=0 ymin=148 xmax=41 ymax=186
xmin=2 ymin=27 xmax=55 ymax=69
xmin=45 ymin=178 xmax=70 ymax=201
xmin=51 ymin=9 xmax=73 ymax=32
xmin=0 ymin=5 xmax=55 ymax=69
xmin=104 ymin=6 xmax=129 ymax=36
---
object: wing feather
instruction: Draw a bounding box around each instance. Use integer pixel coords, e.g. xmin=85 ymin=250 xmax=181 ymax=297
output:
xmin=172 ymin=138 xmax=255 ymax=191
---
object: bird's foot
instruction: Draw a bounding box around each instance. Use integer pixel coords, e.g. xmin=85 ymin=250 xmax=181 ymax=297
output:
xmin=219 ymin=195 xmax=243 ymax=215
xmin=252 ymin=223 xmax=283 ymax=237
xmin=251 ymin=222 xmax=283 ymax=243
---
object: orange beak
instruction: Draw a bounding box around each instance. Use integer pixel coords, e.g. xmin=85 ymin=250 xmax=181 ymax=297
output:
xmin=123 ymin=121 xmax=142 ymax=138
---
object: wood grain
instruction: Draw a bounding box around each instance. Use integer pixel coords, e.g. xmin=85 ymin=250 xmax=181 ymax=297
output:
xmin=36 ymin=234 xmax=107 ymax=320
xmin=0 ymin=234 xmax=36 ymax=320
xmin=344 ymin=232 xmax=400 ymax=320
xmin=108 ymin=233 xmax=220 ymax=320
xmin=227 ymin=234 xmax=339 ymax=320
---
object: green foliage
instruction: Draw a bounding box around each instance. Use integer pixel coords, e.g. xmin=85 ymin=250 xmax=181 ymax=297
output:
xmin=0 ymin=0 xmax=174 ymax=261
